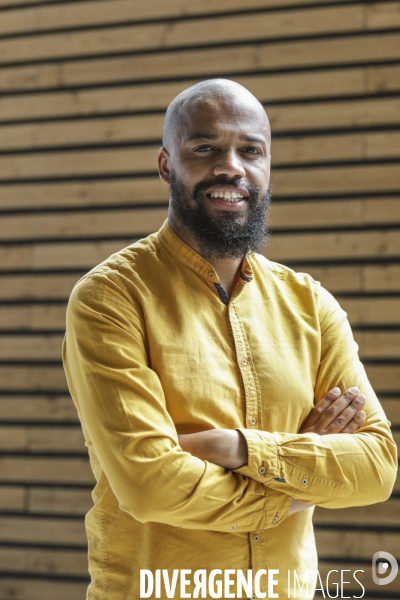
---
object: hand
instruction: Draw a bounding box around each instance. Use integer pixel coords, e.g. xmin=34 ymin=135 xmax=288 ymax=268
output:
xmin=300 ymin=387 xmax=366 ymax=435
xmin=291 ymin=387 xmax=366 ymax=515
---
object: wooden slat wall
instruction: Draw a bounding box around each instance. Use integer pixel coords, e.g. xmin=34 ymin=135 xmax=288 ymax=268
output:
xmin=0 ymin=0 xmax=399 ymax=597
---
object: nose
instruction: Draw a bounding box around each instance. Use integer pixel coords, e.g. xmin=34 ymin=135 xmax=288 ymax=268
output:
xmin=213 ymin=148 xmax=246 ymax=179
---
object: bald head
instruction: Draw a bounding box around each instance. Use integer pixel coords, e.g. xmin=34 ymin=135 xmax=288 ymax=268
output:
xmin=162 ymin=79 xmax=270 ymax=152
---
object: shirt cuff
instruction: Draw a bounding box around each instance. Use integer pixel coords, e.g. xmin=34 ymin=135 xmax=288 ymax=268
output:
xmin=234 ymin=429 xmax=292 ymax=527
xmin=234 ymin=428 xmax=281 ymax=482
xmin=235 ymin=428 xmax=353 ymax=503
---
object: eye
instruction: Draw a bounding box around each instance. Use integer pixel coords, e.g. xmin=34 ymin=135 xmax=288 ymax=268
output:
xmin=242 ymin=146 xmax=262 ymax=155
xmin=193 ymin=145 xmax=215 ymax=153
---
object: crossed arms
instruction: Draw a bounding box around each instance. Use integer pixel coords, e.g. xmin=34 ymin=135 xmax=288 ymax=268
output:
xmin=178 ymin=386 xmax=368 ymax=513
xmin=63 ymin=271 xmax=397 ymax=532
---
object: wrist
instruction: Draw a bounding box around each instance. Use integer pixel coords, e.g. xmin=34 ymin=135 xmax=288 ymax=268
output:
xmin=178 ymin=429 xmax=248 ymax=470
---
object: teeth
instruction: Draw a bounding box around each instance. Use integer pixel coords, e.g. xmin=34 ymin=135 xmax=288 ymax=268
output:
xmin=210 ymin=191 xmax=244 ymax=202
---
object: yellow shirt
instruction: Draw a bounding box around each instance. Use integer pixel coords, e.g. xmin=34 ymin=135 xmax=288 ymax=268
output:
xmin=63 ymin=220 xmax=397 ymax=600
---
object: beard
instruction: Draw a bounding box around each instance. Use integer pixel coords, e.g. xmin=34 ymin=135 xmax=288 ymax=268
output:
xmin=169 ymin=171 xmax=272 ymax=261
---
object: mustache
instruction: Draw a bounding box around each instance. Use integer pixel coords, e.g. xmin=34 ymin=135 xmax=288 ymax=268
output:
xmin=193 ymin=177 xmax=260 ymax=199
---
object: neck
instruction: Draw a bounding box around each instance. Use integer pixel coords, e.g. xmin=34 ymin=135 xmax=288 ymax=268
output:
xmin=168 ymin=211 xmax=244 ymax=296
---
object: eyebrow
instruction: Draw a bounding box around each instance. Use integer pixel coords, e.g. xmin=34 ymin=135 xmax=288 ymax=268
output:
xmin=185 ymin=133 xmax=267 ymax=144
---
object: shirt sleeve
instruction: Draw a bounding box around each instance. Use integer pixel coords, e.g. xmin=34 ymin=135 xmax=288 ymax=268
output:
xmin=63 ymin=271 xmax=292 ymax=532
xmin=235 ymin=281 xmax=398 ymax=508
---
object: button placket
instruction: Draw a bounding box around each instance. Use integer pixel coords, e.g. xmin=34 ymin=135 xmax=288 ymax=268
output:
xmin=250 ymin=530 xmax=265 ymax=599
xmin=229 ymin=304 xmax=266 ymax=596
xmin=228 ymin=305 xmax=260 ymax=433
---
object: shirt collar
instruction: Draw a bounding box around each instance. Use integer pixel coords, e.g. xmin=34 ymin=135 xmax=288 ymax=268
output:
xmin=157 ymin=219 xmax=254 ymax=285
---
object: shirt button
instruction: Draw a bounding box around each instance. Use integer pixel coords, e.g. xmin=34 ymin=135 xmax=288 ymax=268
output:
xmin=250 ymin=417 xmax=256 ymax=425
xmin=208 ymin=272 xmax=214 ymax=279
xmin=230 ymin=525 xmax=236 ymax=530
xmin=242 ymin=358 xmax=247 ymax=365
xmin=254 ymin=535 xmax=260 ymax=542
xmin=252 ymin=595 xmax=257 ymax=600
xmin=258 ymin=466 xmax=266 ymax=475
xmin=272 ymin=516 xmax=279 ymax=523
xmin=301 ymin=478 xmax=308 ymax=486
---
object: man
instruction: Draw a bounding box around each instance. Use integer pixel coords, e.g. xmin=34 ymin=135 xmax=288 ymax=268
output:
xmin=63 ymin=79 xmax=397 ymax=599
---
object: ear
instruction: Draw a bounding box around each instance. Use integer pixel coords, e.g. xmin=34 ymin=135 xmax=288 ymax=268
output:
xmin=158 ymin=147 xmax=170 ymax=184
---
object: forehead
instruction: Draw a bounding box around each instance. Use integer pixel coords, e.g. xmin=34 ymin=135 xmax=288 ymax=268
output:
xmin=179 ymin=95 xmax=270 ymax=141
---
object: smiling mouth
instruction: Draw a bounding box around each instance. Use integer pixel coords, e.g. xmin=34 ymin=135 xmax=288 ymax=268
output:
xmin=208 ymin=191 xmax=245 ymax=203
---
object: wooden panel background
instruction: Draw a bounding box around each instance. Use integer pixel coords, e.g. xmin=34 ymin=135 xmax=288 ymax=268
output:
xmin=0 ymin=0 xmax=399 ymax=598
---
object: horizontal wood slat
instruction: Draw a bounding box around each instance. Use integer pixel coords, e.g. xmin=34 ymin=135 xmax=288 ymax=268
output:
xmin=0 ymin=579 xmax=88 ymax=600
xmin=0 ymin=455 xmax=94 ymax=484
xmin=0 ymin=273 xmax=80 ymax=300
xmin=0 ymin=485 xmax=92 ymax=514
xmin=0 ymin=544 xmax=87 ymax=577
xmin=341 ymin=297 xmax=400 ymax=325
xmin=0 ymin=206 xmax=167 ymax=240
xmin=269 ymin=96 xmax=400 ymax=133
xmin=0 ymin=0 xmax=351 ymax=36
xmin=0 ymin=179 xmax=167 ymax=211
xmin=0 ymin=396 xmax=78 ymax=422
xmin=0 ymin=425 xmax=85 ymax=452
xmin=364 ymin=365 xmax=400 ymax=392
xmin=0 ymin=238 xmax=134 ymax=271
xmin=354 ymin=331 xmax=400 ymax=358
xmin=314 ymin=499 xmax=400 ymax=527
xmin=0 ymin=0 xmax=56 ymax=6
xmin=0 ymin=365 xmax=68 ymax=390
xmin=315 ymin=529 xmax=400 ymax=559
xmin=380 ymin=398 xmax=400 ymax=424
xmin=305 ymin=264 xmax=400 ymax=294
xmin=2 ymin=131 xmax=400 ymax=179
xmin=3 ymin=96 xmax=400 ymax=153
xmin=0 ymin=484 xmax=24 ymax=511
xmin=0 ymin=305 xmax=69 ymax=330
xmin=0 ymin=113 xmax=165 ymax=150
xmin=266 ymin=229 xmax=400 ymax=263
xmin=0 ymin=514 xmax=86 ymax=545
xmin=3 ymin=64 xmax=400 ymax=121
xmin=270 ymin=198 xmax=400 ymax=229
xmin=273 ymin=163 xmax=400 ymax=196
xmin=0 ymin=334 xmax=64 ymax=359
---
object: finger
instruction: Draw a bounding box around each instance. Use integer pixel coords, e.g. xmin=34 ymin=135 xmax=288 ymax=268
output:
xmin=300 ymin=387 xmax=341 ymax=430
xmin=315 ymin=387 xmax=360 ymax=430
xmin=340 ymin=410 xmax=367 ymax=434
xmin=324 ymin=394 xmax=366 ymax=434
